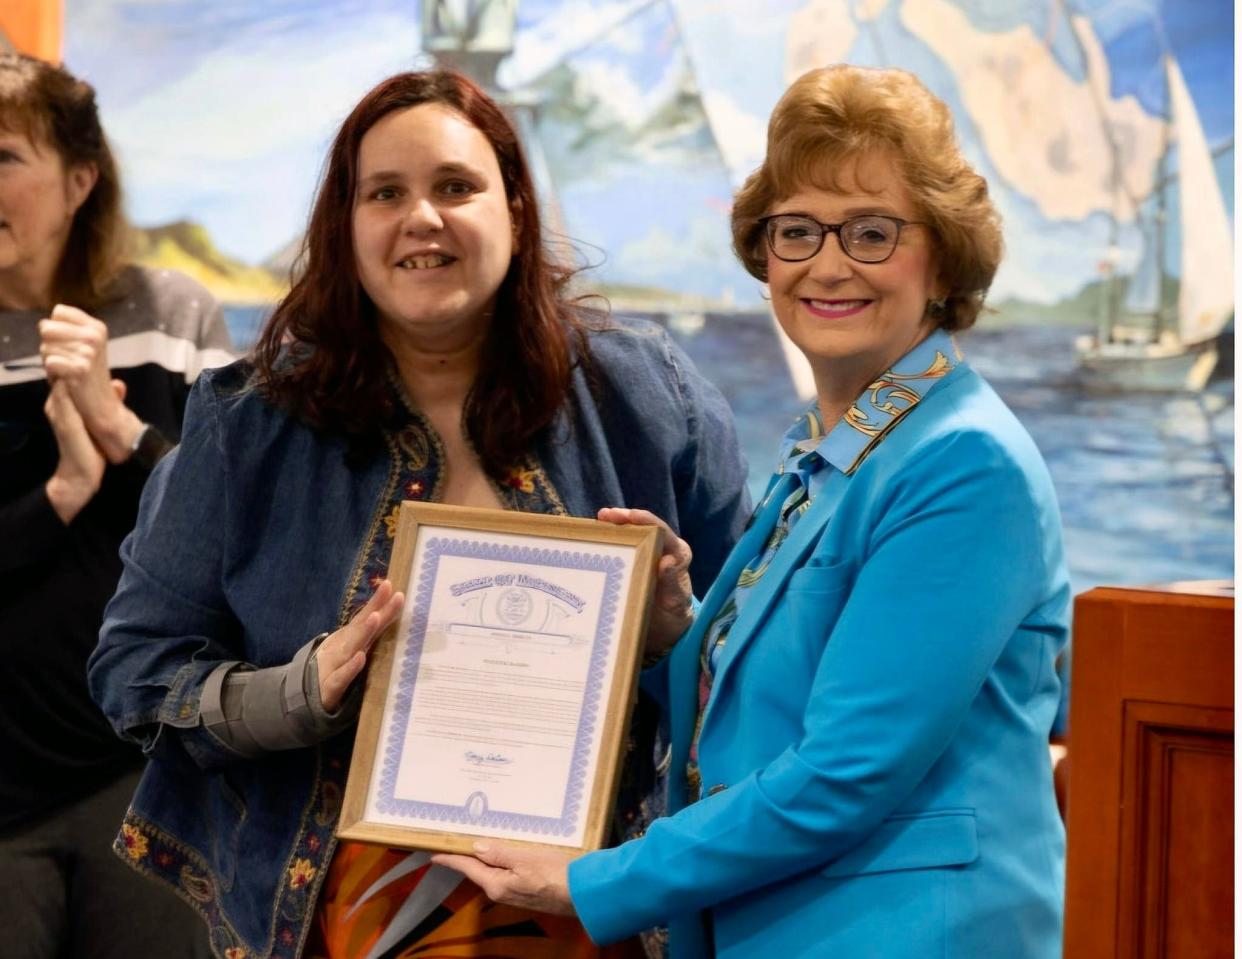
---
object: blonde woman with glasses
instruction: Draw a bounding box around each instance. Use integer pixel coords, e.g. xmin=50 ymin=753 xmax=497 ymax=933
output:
xmin=438 ymin=64 xmax=1070 ymax=959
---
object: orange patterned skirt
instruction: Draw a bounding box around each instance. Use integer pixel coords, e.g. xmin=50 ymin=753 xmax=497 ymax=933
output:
xmin=306 ymin=841 xmax=646 ymax=959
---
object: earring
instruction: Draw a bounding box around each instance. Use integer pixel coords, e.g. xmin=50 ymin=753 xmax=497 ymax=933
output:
xmin=929 ymin=297 xmax=947 ymax=311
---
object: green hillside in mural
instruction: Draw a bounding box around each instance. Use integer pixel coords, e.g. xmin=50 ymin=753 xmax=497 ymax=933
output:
xmin=131 ymin=221 xmax=288 ymax=305
xmin=993 ymin=275 xmax=1185 ymax=328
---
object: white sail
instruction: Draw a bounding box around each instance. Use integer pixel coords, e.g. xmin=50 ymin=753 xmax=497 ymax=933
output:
xmin=1167 ymin=55 xmax=1234 ymax=344
xmin=771 ymin=306 xmax=818 ymax=401
xmin=1123 ymin=222 xmax=1161 ymax=315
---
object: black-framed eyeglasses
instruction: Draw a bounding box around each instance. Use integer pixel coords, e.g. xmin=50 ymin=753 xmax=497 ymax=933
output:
xmin=758 ymin=213 xmax=925 ymax=264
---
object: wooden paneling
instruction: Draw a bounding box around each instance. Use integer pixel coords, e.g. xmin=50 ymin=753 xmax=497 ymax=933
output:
xmin=1063 ymin=584 xmax=1233 ymax=959
xmin=1117 ymin=701 xmax=1233 ymax=958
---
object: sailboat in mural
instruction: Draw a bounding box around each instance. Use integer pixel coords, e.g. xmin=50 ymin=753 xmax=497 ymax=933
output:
xmin=1073 ymin=55 xmax=1234 ymax=392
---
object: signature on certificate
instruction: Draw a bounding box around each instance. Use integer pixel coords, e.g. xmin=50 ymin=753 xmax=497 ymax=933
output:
xmin=465 ymin=751 xmax=513 ymax=766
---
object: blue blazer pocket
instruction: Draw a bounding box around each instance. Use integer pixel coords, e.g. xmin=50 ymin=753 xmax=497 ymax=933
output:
xmin=786 ymin=559 xmax=853 ymax=643
xmin=820 ymin=809 xmax=979 ymax=878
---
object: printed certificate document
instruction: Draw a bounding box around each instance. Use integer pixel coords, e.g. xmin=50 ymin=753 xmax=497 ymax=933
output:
xmin=338 ymin=503 xmax=659 ymax=854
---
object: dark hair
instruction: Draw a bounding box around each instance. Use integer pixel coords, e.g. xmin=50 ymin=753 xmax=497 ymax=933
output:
xmin=732 ymin=65 xmax=1002 ymax=331
xmin=253 ymin=70 xmax=584 ymax=475
xmin=0 ymin=54 xmax=128 ymax=309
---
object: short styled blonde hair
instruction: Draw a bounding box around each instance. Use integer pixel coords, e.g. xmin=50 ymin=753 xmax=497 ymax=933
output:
xmin=732 ymin=65 xmax=1002 ymax=331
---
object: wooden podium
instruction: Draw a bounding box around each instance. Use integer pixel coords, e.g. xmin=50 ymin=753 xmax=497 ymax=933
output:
xmin=1063 ymin=582 xmax=1234 ymax=958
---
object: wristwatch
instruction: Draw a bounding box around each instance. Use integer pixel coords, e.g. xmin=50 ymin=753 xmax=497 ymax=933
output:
xmin=129 ymin=422 xmax=172 ymax=470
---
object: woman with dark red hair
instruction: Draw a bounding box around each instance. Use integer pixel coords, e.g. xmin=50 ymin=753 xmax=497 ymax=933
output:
xmin=88 ymin=70 xmax=749 ymax=959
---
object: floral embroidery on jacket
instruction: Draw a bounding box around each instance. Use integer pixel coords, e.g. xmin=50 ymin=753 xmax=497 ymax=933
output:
xmin=503 ymin=463 xmax=538 ymax=493
xmin=178 ymin=862 xmax=214 ymax=903
xmin=121 ymin=823 xmax=148 ymax=861
xmin=383 ymin=504 xmax=402 ymax=540
xmin=289 ymin=858 xmax=317 ymax=889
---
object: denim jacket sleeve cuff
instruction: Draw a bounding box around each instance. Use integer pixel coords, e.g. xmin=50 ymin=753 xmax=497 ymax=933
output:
xmin=143 ymin=656 xmax=247 ymax=771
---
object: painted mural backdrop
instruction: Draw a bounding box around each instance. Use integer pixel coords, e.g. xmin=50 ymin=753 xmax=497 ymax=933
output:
xmin=64 ymin=0 xmax=1233 ymax=592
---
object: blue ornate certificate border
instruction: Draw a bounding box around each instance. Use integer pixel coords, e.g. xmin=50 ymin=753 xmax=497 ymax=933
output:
xmin=375 ymin=536 xmax=626 ymax=838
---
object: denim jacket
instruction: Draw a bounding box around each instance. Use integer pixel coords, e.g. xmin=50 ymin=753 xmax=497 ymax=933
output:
xmin=87 ymin=321 xmax=750 ymax=959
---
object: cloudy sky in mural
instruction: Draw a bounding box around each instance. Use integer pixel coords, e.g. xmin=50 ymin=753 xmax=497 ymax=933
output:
xmin=66 ymin=0 xmax=1232 ymax=307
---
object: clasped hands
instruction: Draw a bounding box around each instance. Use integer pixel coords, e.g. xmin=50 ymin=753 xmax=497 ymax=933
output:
xmin=39 ymin=304 xmax=146 ymax=522
xmin=321 ymin=509 xmax=695 ymax=913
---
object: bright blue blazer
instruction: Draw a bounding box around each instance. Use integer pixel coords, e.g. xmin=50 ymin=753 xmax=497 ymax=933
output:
xmin=569 ymin=358 xmax=1070 ymax=958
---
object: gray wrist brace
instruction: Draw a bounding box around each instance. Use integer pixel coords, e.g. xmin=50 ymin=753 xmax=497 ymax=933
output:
xmin=199 ymin=632 xmax=362 ymax=756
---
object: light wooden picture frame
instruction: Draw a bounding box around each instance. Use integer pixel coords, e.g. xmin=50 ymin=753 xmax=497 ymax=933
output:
xmin=338 ymin=502 xmax=660 ymax=855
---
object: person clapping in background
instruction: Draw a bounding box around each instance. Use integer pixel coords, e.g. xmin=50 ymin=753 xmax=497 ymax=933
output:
xmin=0 ymin=53 xmax=232 ymax=959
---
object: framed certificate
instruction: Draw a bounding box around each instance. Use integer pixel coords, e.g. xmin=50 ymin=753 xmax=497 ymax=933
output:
xmin=337 ymin=502 xmax=660 ymax=855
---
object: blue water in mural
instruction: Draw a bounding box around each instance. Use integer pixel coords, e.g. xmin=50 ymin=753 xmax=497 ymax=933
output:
xmin=224 ymin=307 xmax=270 ymax=349
xmin=224 ymin=306 xmax=1234 ymax=594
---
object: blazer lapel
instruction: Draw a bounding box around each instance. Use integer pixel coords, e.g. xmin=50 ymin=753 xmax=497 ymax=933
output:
xmin=691 ymin=471 xmax=798 ymax=633
xmin=701 ymin=468 xmax=851 ymax=731
xmin=665 ymin=472 xmax=798 ymax=812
